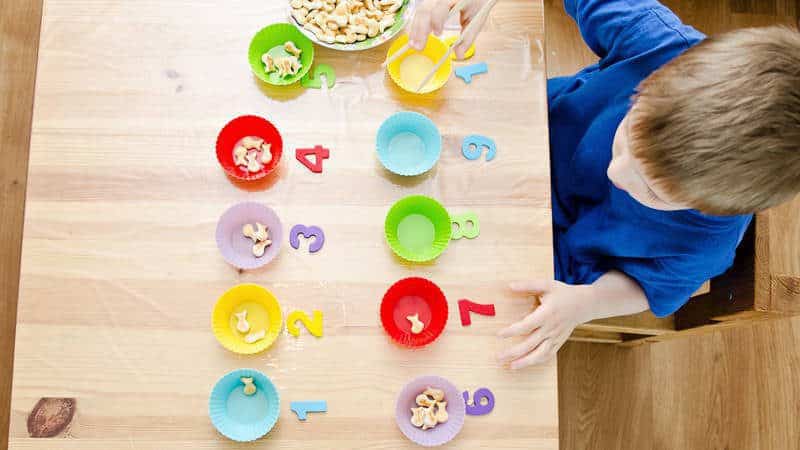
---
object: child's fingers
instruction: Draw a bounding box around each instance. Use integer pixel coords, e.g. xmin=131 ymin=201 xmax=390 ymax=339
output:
xmin=496 ymin=328 xmax=546 ymax=363
xmin=429 ymin=0 xmax=452 ymax=36
xmin=509 ymin=338 xmax=555 ymax=370
xmin=454 ymin=9 xmax=487 ymax=57
xmin=409 ymin=3 xmax=434 ymax=49
xmin=409 ymin=0 xmax=451 ymax=49
xmin=497 ymin=305 xmax=548 ymax=338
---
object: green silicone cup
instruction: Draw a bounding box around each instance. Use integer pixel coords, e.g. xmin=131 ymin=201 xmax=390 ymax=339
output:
xmin=385 ymin=195 xmax=452 ymax=262
xmin=248 ymin=23 xmax=314 ymax=86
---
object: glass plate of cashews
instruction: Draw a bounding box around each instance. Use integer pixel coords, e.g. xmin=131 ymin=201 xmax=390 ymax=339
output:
xmin=288 ymin=0 xmax=416 ymax=51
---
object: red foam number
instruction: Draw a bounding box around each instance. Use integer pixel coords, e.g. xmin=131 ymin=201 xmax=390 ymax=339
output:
xmin=296 ymin=145 xmax=330 ymax=173
xmin=458 ymin=299 xmax=496 ymax=326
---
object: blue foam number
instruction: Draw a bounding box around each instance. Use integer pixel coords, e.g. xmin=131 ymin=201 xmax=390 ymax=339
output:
xmin=301 ymin=64 xmax=336 ymax=89
xmin=463 ymin=388 xmax=495 ymax=416
xmin=455 ymin=62 xmax=488 ymax=84
xmin=462 ymin=135 xmax=496 ymax=161
xmin=290 ymin=400 xmax=328 ymax=421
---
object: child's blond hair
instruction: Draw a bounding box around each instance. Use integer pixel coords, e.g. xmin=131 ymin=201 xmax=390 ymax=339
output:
xmin=631 ymin=26 xmax=800 ymax=215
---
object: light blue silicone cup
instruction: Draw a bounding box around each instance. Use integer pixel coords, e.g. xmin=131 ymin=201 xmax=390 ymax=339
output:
xmin=377 ymin=111 xmax=442 ymax=176
xmin=209 ymin=368 xmax=280 ymax=442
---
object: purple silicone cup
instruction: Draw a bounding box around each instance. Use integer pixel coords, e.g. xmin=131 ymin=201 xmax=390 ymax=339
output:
xmin=216 ymin=202 xmax=284 ymax=270
xmin=395 ymin=375 xmax=466 ymax=447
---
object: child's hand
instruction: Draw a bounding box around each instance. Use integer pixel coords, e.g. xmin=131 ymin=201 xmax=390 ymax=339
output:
xmin=408 ymin=0 xmax=495 ymax=58
xmin=496 ymin=280 xmax=594 ymax=369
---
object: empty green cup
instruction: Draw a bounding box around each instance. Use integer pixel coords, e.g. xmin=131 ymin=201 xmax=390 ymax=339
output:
xmin=385 ymin=195 xmax=452 ymax=262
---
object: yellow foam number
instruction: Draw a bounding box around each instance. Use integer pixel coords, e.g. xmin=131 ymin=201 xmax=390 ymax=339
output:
xmin=287 ymin=310 xmax=324 ymax=337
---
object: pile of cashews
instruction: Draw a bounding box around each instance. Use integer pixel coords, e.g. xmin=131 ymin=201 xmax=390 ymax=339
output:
xmin=290 ymin=0 xmax=404 ymax=44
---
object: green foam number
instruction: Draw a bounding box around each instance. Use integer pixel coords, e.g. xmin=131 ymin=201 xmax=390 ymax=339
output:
xmin=301 ymin=64 xmax=336 ymax=89
xmin=451 ymin=213 xmax=480 ymax=240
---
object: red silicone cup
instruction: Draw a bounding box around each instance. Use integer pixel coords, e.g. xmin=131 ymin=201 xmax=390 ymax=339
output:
xmin=380 ymin=277 xmax=449 ymax=348
xmin=216 ymin=115 xmax=284 ymax=181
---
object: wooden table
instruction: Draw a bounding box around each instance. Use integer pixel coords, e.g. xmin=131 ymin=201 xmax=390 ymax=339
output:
xmin=8 ymin=1 xmax=556 ymax=448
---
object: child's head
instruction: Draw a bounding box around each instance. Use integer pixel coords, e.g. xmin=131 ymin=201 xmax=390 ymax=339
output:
xmin=607 ymin=26 xmax=800 ymax=215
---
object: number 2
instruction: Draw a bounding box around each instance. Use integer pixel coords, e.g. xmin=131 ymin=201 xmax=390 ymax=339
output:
xmin=287 ymin=310 xmax=324 ymax=337
xmin=301 ymin=64 xmax=336 ymax=89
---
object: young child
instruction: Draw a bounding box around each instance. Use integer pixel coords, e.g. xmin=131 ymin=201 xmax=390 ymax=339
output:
xmin=410 ymin=0 xmax=800 ymax=368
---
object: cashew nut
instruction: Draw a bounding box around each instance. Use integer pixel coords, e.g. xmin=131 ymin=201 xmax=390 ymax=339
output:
xmin=407 ymin=314 xmax=424 ymax=334
xmin=241 ymin=377 xmax=257 ymax=396
xmin=293 ymin=0 xmax=401 ymax=44
xmin=244 ymin=329 xmax=266 ymax=344
xmin=234 ymin=310 xmax=250 ymax=333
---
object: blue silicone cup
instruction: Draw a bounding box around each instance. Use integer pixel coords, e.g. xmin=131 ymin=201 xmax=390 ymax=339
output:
xmin=209 ymin=369 xmax=280 ymax=442
xmin=377 ymin=111 xmax=442 ymax=176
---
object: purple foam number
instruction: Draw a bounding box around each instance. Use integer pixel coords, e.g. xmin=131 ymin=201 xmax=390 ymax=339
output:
xmin=289 ymin=224 xmax=325 ymax=253
xmin=462 ymin=388 xmax=495 ymax=415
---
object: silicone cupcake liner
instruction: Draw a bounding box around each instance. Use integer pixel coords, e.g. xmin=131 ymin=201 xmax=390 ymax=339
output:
xmin=212 ymin=283 xmax=284 ymax=355
xmin=377 ymin=111 xmax=442 ymax=176
xmin=380 ymin=277 xmax=448 ymax=348
xmin=248 ymin=23 xmax=314 ymax=85
xmin=385 ymin=195 xmax=452 ymax=262
xmin=386 ymin=34 xmax=452 ymax=94
xmin=443 ymin=35 xmax=476 ymax=60
xmin=289 ymin=0 xmax=415 ymax=51
xmin=216 ymin=202 xmax=283 ymax=270
xmin=216 ymin=115 xmax=284 ymax=182
xmin=395 ymin=375 xmax=466 ymax=447
xmin=209 ymin=368 xmax=280 ymax=442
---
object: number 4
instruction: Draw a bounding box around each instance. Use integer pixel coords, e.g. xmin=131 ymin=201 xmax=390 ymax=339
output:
xmin=296 ymin=145 xmax=330 ymax=173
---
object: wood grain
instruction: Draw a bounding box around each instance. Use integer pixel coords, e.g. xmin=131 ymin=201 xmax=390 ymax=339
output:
xmin=7 ymin=0 xmax=557 ymax=448
xmin=0 ymin=0 xmax=44 ymax=447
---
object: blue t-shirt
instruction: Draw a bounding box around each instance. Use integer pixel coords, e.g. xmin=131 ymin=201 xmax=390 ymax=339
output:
xmin=549 ymin=0 xmax=752 ymax=317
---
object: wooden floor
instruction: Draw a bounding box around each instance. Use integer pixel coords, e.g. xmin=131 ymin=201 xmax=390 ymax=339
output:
xmin=0 ymin=0 xmax=798 ymax=448
xmin=547 ymin=1 xmax=800 ymax=449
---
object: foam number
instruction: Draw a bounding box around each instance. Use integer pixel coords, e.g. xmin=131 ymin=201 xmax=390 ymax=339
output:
xmin=287 ymin=309 xmax=324 ymax=337
xmin=455 ymin=62 xmax=488 ymax=84
xmin=463 ymin=388 xmax=495 ymax=416
xmin=296 ymin=145 xmax=330 ymax=173
xmin=462 ymin=135 xmax=496 ymax=161
xmin=290 ymin=400 xmax=327 ymax=421
xmin=451 ymin=213 xmax=480 ymax=240
xmin=289 ymin=224 xmax=325 ymax=253
xmin=301 ymin=64 xmax=336 ymax=89
xmin=458 ymin=299 xmax=495 ymax=326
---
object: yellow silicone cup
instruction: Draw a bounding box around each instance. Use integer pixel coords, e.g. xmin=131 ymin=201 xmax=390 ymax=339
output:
xmin=387 ymin=34 xmax=452 ymax=94
xmin=443 ymin=35 xmax=476 ymax=60
xmin=212 ymin=283 xmax=283 ymax=355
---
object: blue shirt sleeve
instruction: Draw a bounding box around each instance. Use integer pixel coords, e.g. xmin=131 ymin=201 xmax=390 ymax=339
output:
xmin=613 ymin=256 xmax=722 ymax=317
xmin=563 ymin=0 xmax=703 ymax=65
